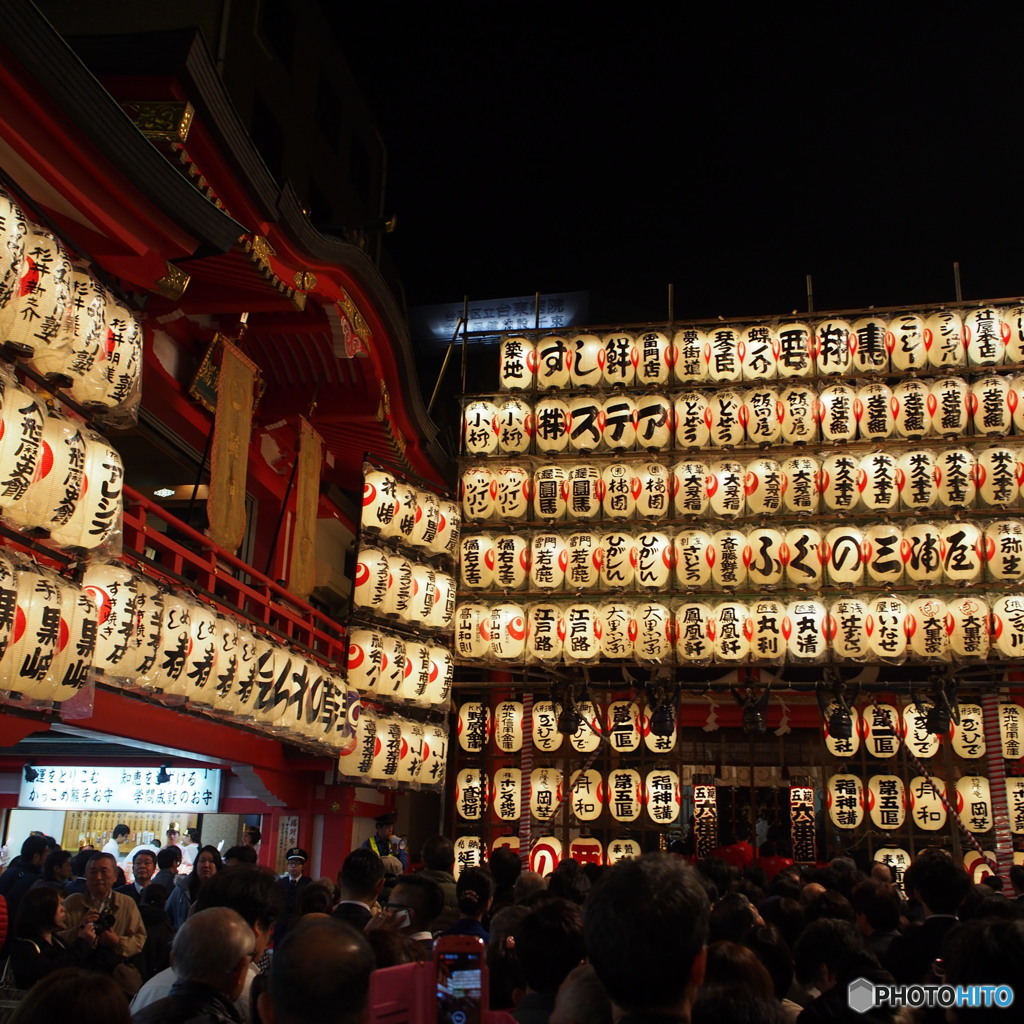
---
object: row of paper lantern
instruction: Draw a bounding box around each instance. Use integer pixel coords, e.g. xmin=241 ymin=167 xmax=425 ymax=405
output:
xmin=467 ymin=375 xmax=1024 ymax=457
xmin=353 ymin=546 xmax=456 ymax=632
xmin=344 ymin=626 xmax=453 ymax=711
xmin=0 ymin=187 xmax=143 ymax=420
xmin=0 ymin=370 xmax=124 ymax=552
xmin=337 ymin=700 xmax=448 ymax=789
xmin=494 ymin=309 xmax=1024 ymax=392
xmin=460 ymin=448 xmax=1024 ymax=525
xmin=825 ymin=772 xmax=1024 ymax=835
xmin=360 ymin=468 xmax=461 ymax=564
xmin=455 ymin=765 xmax=682 ymax=825
xmin=81 ymin=561 xmax=356 ymax=753
xmin=454 ymin=592 xmax=1024 ymax=664
xmin=452 ymin=834 xmax=642 ymax=877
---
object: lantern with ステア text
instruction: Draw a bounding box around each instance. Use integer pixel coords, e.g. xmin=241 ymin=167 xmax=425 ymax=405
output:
xmin=492 ymin=767 xmax=521 ymax=820
xmin=5 ymin=227 xmax=72 ymax=359
xmin=897 ymin=449 xmax=936 ymax=510
xmin=906 ymin=597 xmax=951 ymax=662
xmin=492 ymin=534 xmax=530 ymax=590
xmin=783 ymin=599 xmax=828 ymax=663
xmin=783 ymin=526 xmax=823 ymax=588
xmin=964 ymin=307 xmax=1007 ymax=366
xmin=498 ymin=334 xmax=536 ymax=390
xmin=781 ymin=455 xmax=819 ymax=514
xmin=533 ymin=464 xmax=568 ymax=521
xmin=704 ymin=324 xmax=741 ymax=383
xmin=601 ymin=331 xmax=637 ymax=388
xmin=561 ymin=604 xmax=601 ymax=663
xmin=744 ymin=457 xmax=783 ymax=516
xmin=850 ymin=315 xmax=889 ymax=372
xmin=856 ymin=382 xmax=894 ymax=441
xmin=492 ymin=700 xmax=523 ymax=754
xmin=749 ymin=598 xmax=785 ymax=664
xmin=459 ymin=534 xmax=495 ymax=591
xmin=605 ymin=838 xmax=642 ymax=865
xmin=970 ymin=375 xmax=1013 ymax=436
xmin=818 ymin=383 xmax=858 ymax=443
xmin=672 ymin=326 xmax=705 ymax=383
xmin=746 ymin=527 xmax=785 ymax=588
xmin=533 ymin=396 xmax=571 ymax=454
xmin=530 ymin=533 xmax=567 ymax=592
xmin=635 ymin=462 xmax=670 ymax=519
xmin=569 ymin=333 xmax=603 ymax=387
xmin=814 ymin=318 xmax=853 ymax=375
xmin=601 ymin=463 xmax=640 ymax=520
xmin=779 ymin=385 xmax=818 ymax=443
xmin=453 ymin=836 xmax=484 ymax=879
xmin=985 ymin=521 xmax=1024 ymax=582
xmin=564 ymin=531 xmax=601 ymax=590
xmin=69 ymin=292 xmax=143 ymax=414
xmin=634 ymin=393 xmax=673 ymax=450
xmin=633 ymin=601 xmax=673 ymax=662
xmin=536 ymin=335 xmax=571 ymax=389
xmin=675 ymin=602 xmax=713 ymax=665
xmin=607 ymin=768 xmax=642 ymax=822
xmin=635 ymin=330 xmax=673 ymax=385
xmin=924 ymin=309 xmax=964 ymax=368
xmin=461 ymin=466 xmax=497 ymax=522
xmin=673 ymin=460 xmax=710 ymax=518
xmin=489 ymin=603 xmax=527 ymax=661
xmin=567 ymin=395 xmax=602 ymax=453
xmin=740 ymin=323 xmax=777 ymax=379
xmin=361 ymin=470 xmax=399 ymax=537
xmin=741 ymin=387 xmax=782 ymax=445
xmin=892 ymin=378 xmax=931 ymax=439
xmin=529 ymin=836 xmax=563 ymax=876
xmin=600 ymin=394 xmax=637 ymax=451
xmin=976 ymin=447 xmax=1021 ymax=508
xmin=674 ymin=391 xmax=711 ymax=449
xmin=645 ymin=769 xmax=680 ymax=825
xmin=526 ymin=603 xmax=564 ymax=664
xmin=455 ymin=768 xmax=486 ymax=820
xmin=530 ymin=767 xmax=562 ymax=822
xmin=887 ymin=312 xmax=927 ymax=372
xmin=827 ymin=773 xmax=864 ymax=829
xmin=674 ymin=529 xmax=713 ymax=590
xmin=956 ymin=775 xmax=992 ymax=833
xmin=930 ymin=377 xmax=970 ymax=437
xmin=0 ymin=187 xmax=28 ymax=339
xmin=463 ymin=399 xmax=499 ymax=456
xmin=866 ymin=596 xmax=908 ymax=664
xmin=598 ymin=601 xmax=635 ymax=660
xmin=867 ymin=775 xmax=906 ymax=831
xmin=453 ymin=602 xmax=490 ymax=660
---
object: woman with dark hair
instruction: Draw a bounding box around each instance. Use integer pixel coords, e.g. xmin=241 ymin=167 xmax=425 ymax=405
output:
xmin=442 ymin=866 xmax=494 ymax=941
xmin=10 ymin=885 xmax=96 ymax=988
xmin=9 ymin=966 xmax=130 ymax=1024
xmin=165 ymin=845 xmax=222 ymax=929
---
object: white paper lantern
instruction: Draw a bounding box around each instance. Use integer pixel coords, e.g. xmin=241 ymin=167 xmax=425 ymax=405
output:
xmin=383 ymin=482 xmax=418 ymax=545
xmin=635 ymin=330 xmax=673 ymax=386
xmin=460 ymin=535 xmax=495 ymax=591
xmin=856 ymin=382 xmax=895 ymax=441
xmin=568 ymin=836 xmax=604 ymax=865
xmin=456 ymin=767 xmax=486 ymax=820
xmin=605 ymin=701 xmax=641 ymax=752
xmin=49 ymin=584 xmax=97 ymax=703
xmin=864 ymin=703 xmax=902 ymax=757
xmin=530 ymin=534 xmax=567 ymax=591
xmin=601 ymin=331 xmax=637 ymax=387
xmin=562 ymin=603 xmax=601 ymax=662
xmin=985 ymin=520 xmax=1024 ymax=582
xmin=782 ymin=526 xmax=823 ymax=588
xmin=0 ymin=187 xmax=28 ymax=339
xmin=607 ymin=768 xmax=643 ymax=822
xmin=635 ymin=393 xmax=673 ymax=450
xmin=935 ymin=449 xmax=977 ymax=509
xmin=711 ymin=601 xmax=752 ymax=662
xmin=534 ymin=397 xmax=571 ymax=453
xmin=601 ymin=463 xmax=640 ymax=520
xmin=642 ymin=703 xmax=677 ymax=753
xmin=453 ymin=835 xmax=484 ymax=875
xmin=374 ymin=632 xmax=406 ymax=698
xmin=382 ymin=556 xmax=412 ymax=619
xmin=897 ymin=449 xmax=937 ymax=510
xmin=81 ymin=562 xmax=138 ymax=681
xmin=434 ymin=499 xmax=461 ymax=560
xmin=635 ymin=462 xmax=670 ymax=519
xmin=906 ymin=596 xmax=951 ymax=660
xmin=1000 ymin=705 xmax=1024 ymax=759
xmin=1005 ymin=306 xmax=1024 ymax=364
xmin=707 ymin=460 xmax=746 ymax=518
xmin=710 ymin=528 xmax=749 ymax=589
xmin=746 ymin=527 xmax=785 ymax=588
xmin=569 ymin=333 xmax=604 ymax=387
xmin=820 ymin=454 xmax=860 ymax=513
xmin=930 ymin=377 xmax=970 ymax=436
xmin=956 ymin=775 xmax=993 ymax=833
xmin=824 ymin=705 xmax=860 ymax=757
xmin=783 ymin=599 xmax=828 ymax=663
xmin=674 ymin=529 xmax=713 ymax=589
xmin=991 ymin=595 xmax=1024 ymax=658
xmin=675 ymin=602 xmax=714 ymax=664
xmin=426 ymin=645 xmax=453 ymax=709
xmin=599 ymin=533 xmax=636 ymax=590
xmin=949 ymin=596 xmax=990 ymax=661
xmin=395 ymin=719 xmax=426 ymax=785
xmin=673 ymin=460 xmax=710 ymax=518
xmin=32 ymin=268 xmax=104 ymax=386
xmin=781 ymin=455 xmax=819 ymax=514
xmin=0 ymin=378 xmax=44 ymax=518
xmin=6 ymin=228 xmax=72 ymax=358
xmin=827 ymin=774 xmax=864 ymax=829
xmin=422 ymin=722 xmax=449 ymax=788
xmin=337 ymin=702 xmax=378 ymax=780
xmin=492 ymin=767 xmax=521 ymax=820
xmin=779 ymin=385 xmax=819 ymax=443
xmin=971 ymin=376 xmax=1013 ymax=436
xmin=633 ymin=601 xmax=673 ymax=662
xmin=565 ymin=463 xmax=601 ymax=520
xmin=739 ymin=323 xmax=777 ymax=379
xmin=453 ymin=602 xmax=490 ymax=660
xmin=850 ymin=315 xmax=889 ymax=372
xmin=901 ymin=523 xmax=943 ymax=584
xmin=489 ymin=603 xmax=527 ymax=661
xmin=863 ymin=524 xmax=904 ymax=584
xmin=493 ymin=701 xmax=524 ymax=754
xmin=69 ymin=293 xmax=142 ymax=412
xmin=672 ymin=327 xmax=706 ymax=383
xmin=741 ymin=387 xmax=782 ymax=445
xmin=570 ymin=702 xmax=603 ymax=754
xmin=814 ymin=318 xmax=853 ymax=375
xmin=907 ymin=777 xmax=947 ymax=831
xmin=924 ymin=310 xmax=965 ymax=368
xmin=703 ymin=325 xmax=742 ymax=382
xmin=868 ymin=775 xmax=906 ymax=830
xmin=674 ymin=391 xmax=712 ymax=449
xmin=773 ymin=321 xmax=813 ymax=377
xmin=130 ymin=575 xmax=163 ymax=684
xmin=47 ymin=428 xmax=123 ymax=552
xmin=940 ymin=522 xmax=984 ymax=583
xmin=892 ymin=379 xmax=931 ymax=439
xmin=964 ymin=307 xmax=1008 ymax=366
xmin=903 ymin=703 xmax=941 ymax=758
xmin=409 ymin=488 xmax=442 ymax=551
xmin=499 ymin=335 xmax=536 ymax=390
xmin=352 ymin=546 xmax=390 ymax=614
xmin=495 ymin=397 xmax=533 ymax=455
xmin=831 ymin=597 xmax=871 ymax=662
xmin=886 ymin=313 xmax=927 ymax=372
xmin=406 ymin=562 xmax=440 ymax=626
xmin=536 ymin=335 xmax=571 ymax=388
xmin=533 ymin=464 xmax=568 ymax=521
xmin=1011 ymin=374 xmax=1024 ymax=434
xmin=494 ymin=465 xmax=531 ymax=521
xmin=744 ymin=457 xmax=783 ymax=515
xmin=565 ymin=531 xmax=601 ymax=590
xmin=399 ymin=643 xmax=430 ymax=704
xmin=427 ymin=571 xmax=456 ymax=631
xmin=461 ymin=466 xmax=496 ymax=522
xmin=529 ymin=836 xmax=563 ymax=875
xmin=600 ymin=394 xmax=637 ymax=451
xmin=598 ymin=601 xmax=635 ymax=660
xmin=567 ymin=395 xmax=603 ymax=453
xmin=858 ymin=452 xmax=899 ymax=512
xmin=492 ymin=534 xmax=530 ymax=590
xmin=749 ymin=598 xmax=785 ymax=663
xmin=706 ymin=391 xmax=744 ymax=448
xmin=866 ymin=596 xmax=908 ymax=663
xmin=530 ymin=768 xmax=561 ymax=817
xmin=1 ymin=565 xmax=61 ymax=702
xmin=457 ymin=701 xmax=491 ymax=753
xmin=345 ymin=628 xmax=383 ymax=695
xmin=818 ymin=383 xmax=858 ymax=442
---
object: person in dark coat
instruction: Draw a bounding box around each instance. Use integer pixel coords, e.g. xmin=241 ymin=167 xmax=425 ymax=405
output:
xmin=332 ymin=848 xmax=384 ymax=932
xmin=9 ymin=884 xmax=96 ymax=988
xmin=273 ymin=847 xmax=312 ymax=945
xmin=0 ymin=835 xmax=48 ymax=933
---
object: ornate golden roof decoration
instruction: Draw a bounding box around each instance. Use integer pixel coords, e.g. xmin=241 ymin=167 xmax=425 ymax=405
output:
xmin=122 ymin=100 xmax=194 ymax=143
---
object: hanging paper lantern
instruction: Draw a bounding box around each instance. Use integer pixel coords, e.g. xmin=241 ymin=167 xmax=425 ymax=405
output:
xmin=536 ymin=335 xmax=571 ymax=389
xmin=562 ymin=603 xmax=601 ymax=662
xmin=782 ymin=526 xmax=823 ymax=588
xmin=741 ymin=387 xmax=782 ymax=446
xmin=859 ymin=452 xmax=899 ymax=512
xmin=992 ymin=596 xmax=1024 ymax=659
xmin=1 ymin=564 xmax=61 ymax=702
xmin=675 ymin=602 xmax=714 ymax=665
xmin=704 ymin=324 xmax=742 ymax=382
xmin=886 ymin=312 xmax=927 ymax=371
xmin=565 ymin=531 xmax=601 ymax=590
xmin=489 ymin=603 xmax=527 ymax=661
xmin=51 ymin=428 xmax=124 ymax=552
xmin=568 ymin=836 xmax=605 ymax=865
xmin=455 ymin=768 xmax=486 ymax=820
xmin=956 ymin=775 xmax=993 ymax=833
xmin=824 ymin=526 xmax=865 ymax=586
xmin=635 ymin=393 xmax=672 ymax=450
xmin=892 ymin=379 xmax=931 ymax=439
xmin=711 ymin=528 xmax=749 ymax=589
xmin=492 ymin=534 xmax=530 ymax=590
xmin=827 ymin=774 xmax=864 ymax=829
xmin=850 ymin=315 xmax=890 ymax=372
xmin=1000 ymin=705 xmax=1024 ymax=760
xmin=672 ymin=326 xmax=707 ymax=383
xmin=634 ymin=533 xmax=672 ymax=590
xmin=863 ymin=524 xmax=904 ymax=584
xmin=492 ymin=701 xmax=524 ymax=754
xmin=533 ymin=396 xmax=571 ymax=454
xmin=711 ymin=601 xmax=752 ymax=662
xmin=746 ymin=527 xmax=785 ymax=588
xmin=707 ymin=460 xmax=746 ymax=518
xmin=605 ymin=700 xmax=641 ymax=752
xmin=635 ymin=330 xmax=673 ymax=386
xmin=1005 ymin=306 xmax=1024 ymax=363
xmin=601 ymin=331 xmax=637 ymax=387
xmin=48 ymin=582 xmax=97 ymax=704
xmin=569 ymin=333 xmax=604 ymax=387
xmin=824 ymin=706 xmax=860 ymax=757
xmin=529 ymin=836 xmax=563 ymax=875
xmin=569 ymin=702 xmax=603 ymax=754
xmin=394 ymin=719 xmax=426 ymax=786
xmin=565 ymin=463 xmax=601 ymax=520
xmin=941 ymin=522 xmax=984 ymax=583
xmin=30 ymin=267 xmax=103 ymax=388
xmin=492 ymin=768 xmax=522 ymax=821
xmin=901 ymin=522 xmax=943 ymax=584
xmin=352 ymin=546 xmax=390 ymax=616
xmin=130 ymin=575 xmax=163 ymax=686
xmin=345 ymin=628 xmax=382 ymax=695
xmin=526 ymin=603 xmax=564 ymax=663
xmin=531 ymin=700 xmax=563 ymax=752
xmin=770 ymin=321 xmax=811 ymax=377
xmin=635 ymin=462 xmax=670 ymax=519
xmin=783 ymin=599 xmax=828 ymax=663
xmin=600 ymin=394 xmax=637 ymax=451
xmin=633 ymin=601 xmax=673 ymax=662
xmin=976 ymin=447 xmax=1021 ymax=507
xmin=818 ymin=382 xmax=858 ymax=442
xmin=930 ymin=377 xmax=970 ymax=436
xmin=498 ymin=334 xmax=536 ymax=390
xmin=600 ymin=462 xmax=640 ymax=520
xmin=530 ymin=534 xmax=567 ymax=591
xmin=6 ymin=227 xmax=72 ymax=358
xmin=425 ymin=645 xmax=453 ymax=709
xmin=606 ymin=838 xmax=642 ymax=865
xmin=434 ymin=499 xmax=461 ymax=560
xmin=409 ymin=488 xmax=442 ymax=552
xmin=386 ymin=482 xmax=419 ymax=545
xmin=906 ymin=596 xmax=952 ymax=661
xmin=420 ymin=721 xmax=449 ymax=789
xmin=970 ymin=375 xmax=1013 ymax=436
xmin=530 ymin=767 xmax=563 ymax=821
xmin=0 ymin=379 xmax=44 ymax=520
xmin=903 ymin=703 xmax=941 ymax=758
xmin=532 ymin=464 xmax=568 ymax=522
xmin=375 ymin=632 xmax=406 ymax=699
xmin=642 ymin=700 xmax=677 ymax=752
xmin=673 ymin=460 xmax=710 ymax=518
xmin=739 ymin=323 xmax=778 ymax=379
xmin=607 ymin=769 xmax=643 ymax=822
xmin=674 ymin=391 xmax=711 ymax=449
xmin=453 ymin=602 xmax=490 ymax=660
xmin=964 ymin=307 xmax=1008 ymax=366
xmin=896 ymin=449 xmax=936 ymax=510
xmin=856 ymin=382 xmax=895 ymax=441
xmin=206 ymin=615 xmax=241 ymax=712
xmin=789 ymin=784 xmax=817 ymax=862
xmin=749 ymin=598 xmax=785 ymax=663
xmin=69 ymin=293 xmax=143 ymax=412
xmin=743 ymin=457 xmax=783 ymax=516
xmin=814 ymin=318 xmax=853 ymax=375
xmin=460 ymin=535 xmax=496 ymax=591
xmin=1009 ymin=778 xmax=1024 ymax=834
xmin=461 ymin=466 xmax=497 ymax=522
xmin=874 ymin=848 xmax=913 ymax=894
xmin=599 ymin=532 xmax=636 ymax=590
xmin=867 ymin=775 xmax=906 ymax=830
xmin=706 ymin=391 xmax=744 ymax=448
xmin=819 ymin=453 xmax=860 ymax=513
xmin=781 ymin=455 xmax=820 ymax=514
xmin=598 ymin=601 xmax=635 ymax=660
xmin=457 ymin=701 xmax=491 ymax=753
xmin=674 ymin=529 xmax=714 ymax=589
xmin=381 ymin=557 xmax=412 ymax=620
xmin=567 ymin=395 xmax=603 ymax=453
xmin=81 ymin=562 xmax=139 ymax=682
xmin=924 ymin=310 xmax=965 ymax=368
xmin=452 ymin=836 xmax=484 ymax=878
xmin=866 ymin=596 xmax=908 ymax=663
xmin=951 ymin=704 xmax=986 ymax=759
xmin=0 ymin=187 xmax=28 ymax=339
xmin=779 ymin=384 xmax=819 ymax=443
xmin=830 ymin=597 xmax=871 ymax=662
xmin=337 ymin=702 xmax=378 ymax=781
xmin=148 ymin=589 xmax=192 ymax=698
xmin=400 ymin=643 xmax=431 ymax=704
xmin=1012 ymin=374 xmax=1024 ymax=434
xmin=494 ymin=397 xmax=532 ymax=456
xmin=985 ymin=521 xmax=1024 ymax=582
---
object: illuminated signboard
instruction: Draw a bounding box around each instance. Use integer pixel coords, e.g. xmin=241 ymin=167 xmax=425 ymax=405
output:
xmin=410 ymin=293 xmax=589 ymax=342
xmin=19 ymin=766 xmax=222 ymax=812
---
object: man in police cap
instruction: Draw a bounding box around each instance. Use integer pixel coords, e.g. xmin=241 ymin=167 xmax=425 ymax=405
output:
xmin=361 ymin=813 xmax=407 ymax=871
xmin=273 ymin=847 xmax=312 ymax=944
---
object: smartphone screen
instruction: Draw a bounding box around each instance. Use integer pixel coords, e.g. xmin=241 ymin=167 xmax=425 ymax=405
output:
xmin=436 ymin=946 xmax=482 ymax=1024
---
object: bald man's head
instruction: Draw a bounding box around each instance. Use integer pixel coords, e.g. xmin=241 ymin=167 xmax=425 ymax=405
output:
xmin=260 ymin=916 xmax=375 ymax=1024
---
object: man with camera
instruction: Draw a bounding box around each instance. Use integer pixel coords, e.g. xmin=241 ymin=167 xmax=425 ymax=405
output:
xmin=60 ymin=851 xmax=147 ymax=995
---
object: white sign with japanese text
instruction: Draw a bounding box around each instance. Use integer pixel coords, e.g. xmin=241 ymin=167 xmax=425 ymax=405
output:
xmin=19 ymin=766 xmax=221 ymax=812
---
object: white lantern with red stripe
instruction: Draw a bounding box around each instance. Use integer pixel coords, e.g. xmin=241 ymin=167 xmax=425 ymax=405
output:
xmin=635 ymin=462 xmax=670 ymax=520
xmin=934 ymin=449 xmax=977 ymax=509
xmin=824 ymin=525 xmax=865 ymax=586
xmin=674 ymin=391 xmax=711 ymax=449
xmin=526 ymin=602 xmax=564 ymax=663
xmin=565 ymin=463 xmax=601 ymax=520
xmin=856 ymin=383 xmax=895 ymax=441
xmin=130 ymin=575 xmax=163 ymax=686
xmin=820 ymin=454 xmax=860 ymax=513
xmin=337 ymin=702 xmax=377 ymax=781
xmin=565 ymin=531 xmax=601 ymax=590
xmin=781 ymin=455 xmax=819 ymax=514
xmin=460 ymin=535 xmax=495 ymax=591
xmin=745 ymin=457 xmax=783 ymax=516
xmin=453 ymin=836 xmax=484 ymax=876
xmin=850 ymin=315 xmax=889 ymax=372
xmin=903 ymin=703 xmax=941 ymax=758
xmin=673 ymin=460 xmax=710 ymax=518
xmin=746 ymin=527 xmax=785 ymax=588
xmin=827 ymin=773 xmax=864 ymax=829
xmin=457 ymin=701 xmax=490 ymax=753
xmin=409 ymin=488 xmax=442 ymax=552
xmin=672 ymin=327 xmax=706 ymax=383
xmin=421 ymin=722 xmax=448 ymax=788
xmin=910 ymin=776 xmax=948 ymax=829
xmin=608 ymin=768 xmax=643 ymax=822
xmin=569 ymin=333 xmax=604 ymax=387
xmin=601 ymin=331 xmax=637 ymax=387
xmin=867 ymin=775 xmax=906 ymax=830
xmin=401 ymin=643 xmax=431 ymax=705
xmin=774 ymin=322 xmax=813 ymax=377
xmin=739 ymin=323 xmax=777 ymax=379
xmin=1 ymin=564 xmax=62 ymax=702
xmin=824 ymin=706 xmax=860 ymax=757
xmin=635 ymin=330 xmax=673 ymax=386
xmin=704 ymin=325 xmax=741 ymax=382
xmin=706 ymin=391 xmax=744 ymax=448
xmin=48 ymin=583 xmax=97 ymax=704
xmin=426 ymin=645 xmax=453 ymax=709
xmin=600 ymin=462 xmax=640 ymax=520
xmin=6 ymin=227 xmax=72 ymax=358
xmin=970 ymin=375 xmax=1013 ymax=436
xmin=859 ymin=452 xmax=899 ymax=512
xmin=434 ymin=499 xmax=461 ymax=560
xmin=570 ymin=702 xmax=603 ymax=754
xmin=707 ymin=460 xmax=745 ymax=518
xmin=407 ymin=564 xmax=440 ymax=626
xmin=675 ymin=602 xmax=714 ymax=665
xmin=529 ymin=836 xmax=563 ymax=875
xmin=779 ymin=385 xmax=818 ymax=443
xmin=814 ymin=318 xmax=853 ymax=375
xmin=783 ymin=599 xmax=828 ymax=663
xmin=818 ymin=382 xmax=858 ymax=442
xmin=985 ymin=521 xmax=1024 ymax=582
xmin=633 ymin=601 xmax=673 ymax=662
xmin=674 ymin=529 xmax=714 ymax=589
xmin=949 ymin=597 xmax=990 ymax=661
xmin=1010 ymin=374 xmax=1024 ymax=434
xmin=991 ymin=595 xmax=1024 ymax=658
xmin=536 ymin=335 xmax=571 ymax=389
xmin=600 ymin=394 xmax=637 ymax=451
xmin=533 ymin=464 xmax=567 ymax=522
xmin=567 ymin=395 xmax=603 ymax=453
xmin=530 ymin=766 xmax=563 ymax=821
xmin=394 ymin=719 xmax=426 ymax=786
xmin=925 ymin=310 xmax=965 ymax=368
xmin=956 ymin=775 xmax=993 ymax=833
xmin=930 ymin=377 xmax=970 ymax=436
xmin=897 ymin=449 xmax=937 ymax=510
xmin=886 ymin=312 xmax=927 ymax=371
xmin=493 ymin=701 xmax=524 ymax=754
xmin=783 ymin=526 xmax=823 ymax=588
xmin=750 ymin=598 xmax=785 ymax=663
xmin=964 ymin=307 xmax=1007 ymax=366
xmin=495 ymin=397 xmax=532 ymax=455
xmin=498 ymin=335 xmax=536 ymax=390
xmin=0 ymin=377 xmax=44 ymax=519
xmin=892 ymin=379 xmax=931 ymax=439
xmin=453 ymin=602 xmax=490 ymax=660
xmin=598 ymin=601 xmax=635 ymax=660
xmin=461 ymin=466 xmax=496 ymax=522
xmin=906 ymin=596 xmax=952 ymax=661
xmin=530 ymin=533 xmax=567 ymax=591
xmin=382 ymin=556 xmax=412 ymax=620
xmin=863 ymin=524 xmax=904 ymax=584
xmin=830 ymin=597 xmax=871 ymax=662
xmin=599 ymin=532 xmax=636 ymax=590
xmin=489 ymin=603 xmax=527 ymax=661
xmin=352 ymin=546 xmax=390 ymax=615
xmin=1005 ymin=306 xmax=1024 ymax=364
xmin=492 ymin=533 xmax=530 ymax=590
xmin=376 ymin=632 xmax=406 ymax=698
xmin=361 ymin=469 xmax=399 ymax=536
xmin=81 ymin=562 xmax=138 ymax=682
xmin=69 ymin=293 xmax=143 ymax=412
xmin=605 ymin=700 xmax=641 ymax=752
xmin=642 ymin=701 xmax=677 ymax=752
xmin=456 ymin=768 xmax=486 ymax=820
xmin=741 ymin=387 xmax=782 ymax=446
xmin=711 ymin=601 xmax=752 ymax=662
xmin=635 ymin=393 xmax=673 ymax=450
xmin=711 ymin=528 xmax=749 ymax=589
xmin=866 ymin=596 xmax=908 ymax=663
xmin=346 ymin=628 xmax=383 ymax=695
xmin=534 ymin=397 xmax=571 ymax=454
xmin=634 ymin=532 xmax=672 ymax=591
xmin=0 ymin=187 xmax=28 ymax=338
xmin=976 ymin=447 xmax=1021 ymax=508
xmin=49 ymin=427 xmax=124 ymax=553
xmin=32 ymin=268 xmax=103 ymax=387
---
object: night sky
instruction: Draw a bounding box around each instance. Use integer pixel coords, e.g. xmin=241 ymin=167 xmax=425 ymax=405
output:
xmin=337 ymin=6 xmax=1024 ymax=326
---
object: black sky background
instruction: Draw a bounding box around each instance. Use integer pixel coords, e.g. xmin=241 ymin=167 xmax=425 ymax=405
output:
xmin=333 ymin=5 xmax=1024 ymax=326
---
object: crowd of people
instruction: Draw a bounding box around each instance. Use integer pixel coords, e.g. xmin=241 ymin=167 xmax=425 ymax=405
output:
xmin=0 ymin=824 xmax=1021 ymax=1024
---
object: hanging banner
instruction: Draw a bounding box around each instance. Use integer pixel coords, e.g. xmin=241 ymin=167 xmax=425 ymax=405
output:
xmin=287 ymin=418 xmax=323 ymax=599
xmin=693 ymin=783 xmax=718 ymax=857
xmin=827 ymin=774 xmax=864 ymax=829
xmin=493 ymin=768 xmax=521 ymax=821
xmin=790 ymin=785 xmax=817 ymax=862
xmin=568 ymin=768 xmax=604 ymax=822
xmin=867 ymin=775 xmax=905 ymax=830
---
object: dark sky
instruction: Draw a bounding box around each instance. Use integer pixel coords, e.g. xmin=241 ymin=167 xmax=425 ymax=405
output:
xmin=337 ymin=6 xmax=1023 ymax=324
